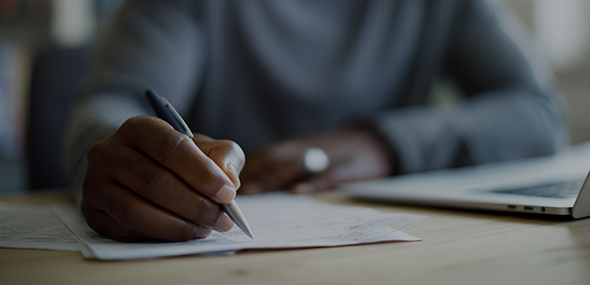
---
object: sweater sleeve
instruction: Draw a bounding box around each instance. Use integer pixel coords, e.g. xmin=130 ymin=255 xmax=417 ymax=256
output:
xmin=364 ymin=0 xmax=569 ymax=174
xmin=64 ymin=0 xmax=207 ymax=205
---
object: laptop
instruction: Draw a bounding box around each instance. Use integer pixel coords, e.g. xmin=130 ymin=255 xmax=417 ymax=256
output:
xmin=340 ymin=143 xmax=590 ymax=219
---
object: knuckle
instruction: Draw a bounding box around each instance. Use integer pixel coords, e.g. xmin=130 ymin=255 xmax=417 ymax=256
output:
xmin=86 ymin=141 xmax=108 ymax=164
xmin=210 ymin=139 xmax=246 ymax=162
xmin=153 ymin=134 xmax=190 ymax=165
xmin=141 ymin=168 xmax=177 ymax=200
xmin=120 ymin=116 xmax=143 ymax=130
xmin=117 ymin=118 xmax=138 ymax=137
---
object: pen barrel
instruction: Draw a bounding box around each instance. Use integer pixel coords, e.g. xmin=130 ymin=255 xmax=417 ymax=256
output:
xmin=145 ymin=89 xmax=186 ymax=134
xmin=145 ymin=89 xmax=253 ymax=238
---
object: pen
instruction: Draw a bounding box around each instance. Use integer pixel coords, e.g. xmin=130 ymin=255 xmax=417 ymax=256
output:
xmin=145 ymin=89 xmax=254 ymax=239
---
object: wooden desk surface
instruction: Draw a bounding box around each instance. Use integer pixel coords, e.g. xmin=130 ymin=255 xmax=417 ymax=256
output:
xmin=1 ymin=190 xmax=589 ymax=285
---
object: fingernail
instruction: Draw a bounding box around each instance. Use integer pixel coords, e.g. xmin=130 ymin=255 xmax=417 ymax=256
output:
xmin=193 ymin=226 xmax=212 ymax=239
xmin=214 ymin=214 xmax=234 ymax=232
xmin=216 ymin=184 xmax=236 ymax=203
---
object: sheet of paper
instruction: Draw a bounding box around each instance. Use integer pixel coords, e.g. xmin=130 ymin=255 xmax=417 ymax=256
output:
xmin=0 ymin=204 xmax=79 ymax=251
xmin=55 ymin=193 xmax=426 ymax=260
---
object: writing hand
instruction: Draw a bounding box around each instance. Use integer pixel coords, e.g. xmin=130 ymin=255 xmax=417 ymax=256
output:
xmin=239 ymin=128 xmax=394 ymax=194
xmin=82 ymin=116 xmax=245 ymax=242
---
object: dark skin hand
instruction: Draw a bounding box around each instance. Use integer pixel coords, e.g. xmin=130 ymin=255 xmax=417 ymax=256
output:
xmin=240 ymin=128 xmax=395 ymax=194
xmin=83 ymin=116 xmax=245 ymax=242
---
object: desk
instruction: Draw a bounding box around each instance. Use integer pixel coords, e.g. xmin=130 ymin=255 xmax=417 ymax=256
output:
xmin=1 ymin=190 xmax=589 ymax=285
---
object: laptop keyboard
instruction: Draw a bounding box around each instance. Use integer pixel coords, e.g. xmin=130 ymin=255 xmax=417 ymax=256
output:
xmin=491 ymin=179 xmax=585 ymax=199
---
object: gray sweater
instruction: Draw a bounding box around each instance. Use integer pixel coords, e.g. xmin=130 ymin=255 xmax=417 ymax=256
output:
xmin=65 ymin=0 xmax=569 ymax=201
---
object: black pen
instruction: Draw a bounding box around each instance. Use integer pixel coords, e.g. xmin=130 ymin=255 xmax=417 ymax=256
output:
xmin=145 ymin=89 xmax=254 ymax=239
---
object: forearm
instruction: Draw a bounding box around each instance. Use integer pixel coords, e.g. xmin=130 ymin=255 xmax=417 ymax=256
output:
xmin=365 ymin=0 xmax=569 ymax=174
xmin=365 ymin=89 xmax=568 ymax=175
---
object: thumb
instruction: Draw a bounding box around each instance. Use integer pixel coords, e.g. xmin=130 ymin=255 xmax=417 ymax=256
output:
xmin=193 ymin=134 xmax=246 ymax=191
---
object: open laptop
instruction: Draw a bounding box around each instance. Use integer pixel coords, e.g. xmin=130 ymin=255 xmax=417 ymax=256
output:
xmin=340 ymin=143 xmax=590 ymax=219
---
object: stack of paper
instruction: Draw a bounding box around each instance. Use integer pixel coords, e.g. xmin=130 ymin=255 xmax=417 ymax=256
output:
xmin=2 ymin=193 xmax=427 ymax=260
xmin=0 ymin=205 xmax=78 ymax=251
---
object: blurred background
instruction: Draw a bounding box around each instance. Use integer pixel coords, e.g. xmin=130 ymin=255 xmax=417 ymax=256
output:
xmin=0 ymin=0 xmax=589 ymax=194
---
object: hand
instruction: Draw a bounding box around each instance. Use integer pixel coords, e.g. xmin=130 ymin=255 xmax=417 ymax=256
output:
xmin=82 ymin=116 xmax=245 ymax=242
xmin=239 ymin=128 xmax=395 ymax=194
